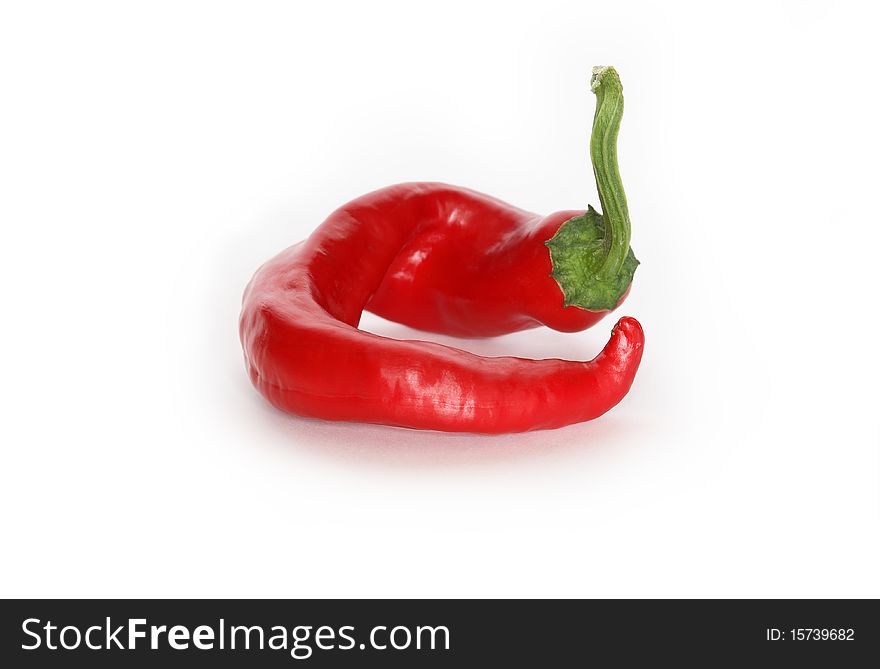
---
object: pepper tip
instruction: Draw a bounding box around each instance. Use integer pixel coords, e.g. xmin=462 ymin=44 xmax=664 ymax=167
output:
xmin=612 ymin=316 xmax=644 ymax=346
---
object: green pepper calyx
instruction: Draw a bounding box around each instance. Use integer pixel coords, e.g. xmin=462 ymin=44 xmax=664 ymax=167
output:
xmin=546 ymin=65 xmax=639 ymax=312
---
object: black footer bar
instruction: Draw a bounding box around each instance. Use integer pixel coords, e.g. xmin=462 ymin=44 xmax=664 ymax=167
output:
xmin=2 ymin=599 xmax=877 ymax=666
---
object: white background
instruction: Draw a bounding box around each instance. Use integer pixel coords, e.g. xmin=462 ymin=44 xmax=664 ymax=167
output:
xmin=2 ymin=1 xmax=878 ymax=598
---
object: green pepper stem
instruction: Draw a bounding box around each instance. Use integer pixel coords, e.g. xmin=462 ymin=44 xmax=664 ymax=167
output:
xmin=590 ymin=66 xmax=630 ymax=278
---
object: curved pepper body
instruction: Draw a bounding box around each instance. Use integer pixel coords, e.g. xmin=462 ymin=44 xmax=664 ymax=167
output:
xmin=365 ymin=184 xmax=620 ymax=337
xmin=240 ymin=183 xmax=644 ymax=433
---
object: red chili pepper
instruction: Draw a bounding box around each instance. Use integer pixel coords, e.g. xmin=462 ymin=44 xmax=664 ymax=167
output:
xmin=240 ymin=66 xmax=644 ymax=433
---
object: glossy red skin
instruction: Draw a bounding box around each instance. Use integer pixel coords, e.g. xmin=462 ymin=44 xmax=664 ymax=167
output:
xmin=366 ymin=184 xmax=626 ymax=336
xmin=240 ymin=183 xmax=644 ymax=433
